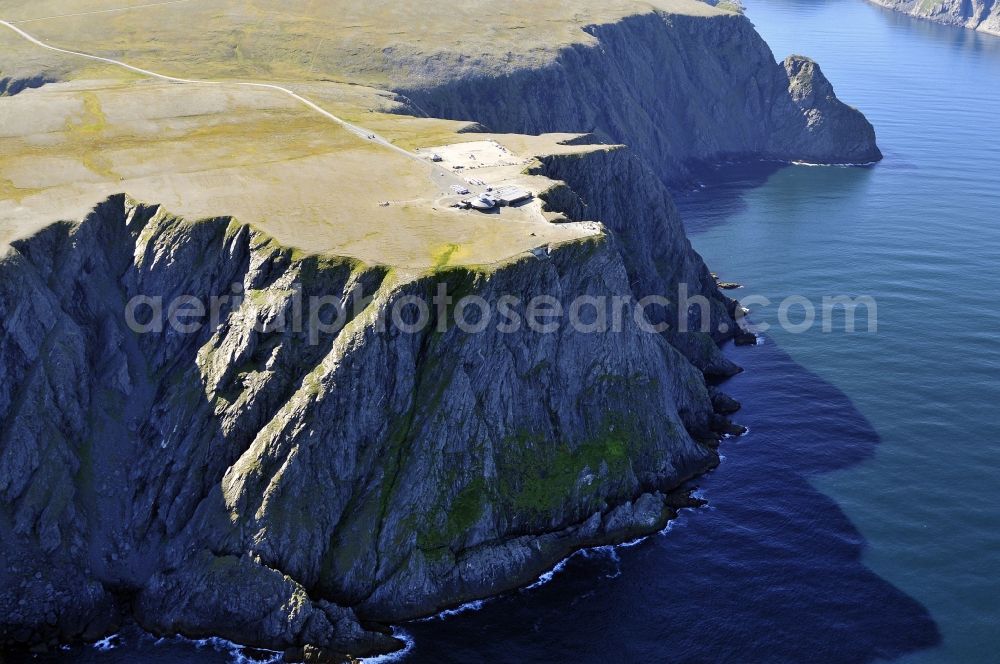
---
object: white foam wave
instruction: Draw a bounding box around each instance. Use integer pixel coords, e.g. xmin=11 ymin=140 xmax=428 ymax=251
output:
xmin=230 ymin=647 xmax=283 ymax=664
xmin=92 ymin=634 xmax=120 ymax=651
xmin=789 ymin=160 xmax=879 ymax=167
xmin=139 ymin=633 xmax=280 ymax=663
xmin=617 ymin=535 xmax=650 ymax=548
xmin=722 ymin=425 xmax=750 ymax=440
xmin=190 ymin=636 xmax=281 ymax=663
xmin=362 ymin=627 xmax=415 ymax=663
xmin=416 ymin=598 xmax=487 ymax=622
xmin=525 ymin=534 xmax=653 ymax=589
xmin=525 ymin=553 xmax=574 ymax=590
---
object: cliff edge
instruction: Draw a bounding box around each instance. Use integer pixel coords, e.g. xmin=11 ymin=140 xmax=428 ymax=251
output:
xmin=396 ymin=9 xmax=882 ymax=184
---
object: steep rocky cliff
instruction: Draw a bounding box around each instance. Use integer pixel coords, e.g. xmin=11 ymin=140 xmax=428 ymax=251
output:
xmin=868 ymin=0 xmax=1000 ymax=36
xmin=397 ymin=9 xmax=881 ymax=185
xmin=530 ymin=144 xmax=740 ymax=376
xmin=0 ymin=3 xmax=880 ymax=657
xmin=0 ymin=185 xmax=734 ymax=656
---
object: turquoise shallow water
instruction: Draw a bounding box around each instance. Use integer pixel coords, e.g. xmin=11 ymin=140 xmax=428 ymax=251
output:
xmin=33 ymin=2 xmax=999 ymax=662
xmin=677 ymin=0 xmax=1000 ymax=660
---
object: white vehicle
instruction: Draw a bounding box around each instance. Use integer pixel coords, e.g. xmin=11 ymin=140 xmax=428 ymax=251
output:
xmin=451 ymin=184 xmax=471 ymax=195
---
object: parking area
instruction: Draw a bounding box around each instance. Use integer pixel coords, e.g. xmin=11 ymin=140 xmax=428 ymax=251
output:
xmin=416 ymin=140 xmax=528 ymax=171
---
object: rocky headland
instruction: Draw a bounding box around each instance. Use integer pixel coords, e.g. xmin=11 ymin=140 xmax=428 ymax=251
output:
xmin=0 ymin=0 xmax=880 ymax=659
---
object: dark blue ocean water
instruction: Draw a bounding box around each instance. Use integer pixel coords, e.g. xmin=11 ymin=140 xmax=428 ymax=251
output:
xmin=31 ymin=1 xmax=1000 ymax=662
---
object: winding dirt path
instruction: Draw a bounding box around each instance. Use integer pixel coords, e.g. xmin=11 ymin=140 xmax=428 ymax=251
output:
xmin=0 ymin=18 xmax=429 ymax=167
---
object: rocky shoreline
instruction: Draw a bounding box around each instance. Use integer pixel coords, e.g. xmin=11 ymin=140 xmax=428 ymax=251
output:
xmin=867 ymin=0 xmax=1000 ymax=36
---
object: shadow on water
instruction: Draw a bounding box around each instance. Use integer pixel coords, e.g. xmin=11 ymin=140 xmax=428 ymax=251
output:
xmin=676 ymin=159 xmax=882 ymax=239
xmin=403 ymin=338 xmax=940 ymax=663
xmin=677 ymin=161 xmax=787 ymax=234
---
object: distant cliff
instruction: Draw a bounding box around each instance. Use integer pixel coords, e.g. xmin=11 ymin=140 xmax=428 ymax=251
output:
xmin=868 ymin=0 xmax=1000 ymax=36
xmin=397 ymin=9 xmax=881 ymax=185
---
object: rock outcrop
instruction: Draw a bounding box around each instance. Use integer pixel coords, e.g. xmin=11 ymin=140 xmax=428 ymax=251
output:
xmin=0 ymin=184 xmax=733 ymax=655
xmin=0 ymin=75 xmax=54 ymax=97
xmin=397 ymin=9 xmax=881 ymax=185
xmin=867 ymin=0 xmax=1000 ymax=36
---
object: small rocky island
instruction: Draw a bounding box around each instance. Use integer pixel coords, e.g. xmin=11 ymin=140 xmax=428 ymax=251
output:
xmin=0 ymin=0 xmax=880 ymax=658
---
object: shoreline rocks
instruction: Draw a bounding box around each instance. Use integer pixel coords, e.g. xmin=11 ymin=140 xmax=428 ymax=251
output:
xmin=866 ymin=0 xmax=1000 ymax=36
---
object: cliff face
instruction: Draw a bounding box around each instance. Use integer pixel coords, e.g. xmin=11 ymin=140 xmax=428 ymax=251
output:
xmin=0 ymin=4 xmax=881 ymax=657
xmin=529 ymin=145 xmax=740 ymax=376
xmin=0 ymin=190 xmax=730 ymax=655
xmin=868 ymin=0 xmax=1000 ymax=36
xmin=397 ymin=10 xmax=882 ymax=185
